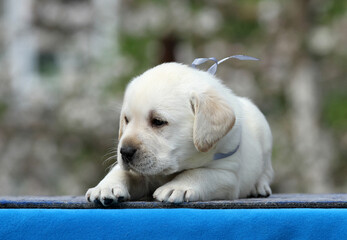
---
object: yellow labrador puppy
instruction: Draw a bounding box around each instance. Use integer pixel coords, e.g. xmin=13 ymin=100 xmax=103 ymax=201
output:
xmin=86 ymin=62 xmax=273 ymax=205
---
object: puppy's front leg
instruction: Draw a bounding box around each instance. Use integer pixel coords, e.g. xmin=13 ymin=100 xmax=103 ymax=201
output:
xmin=153 ymin=168 xmax=239 ymax=203
xmin=86 ymin=165 xmax=148 ymax=206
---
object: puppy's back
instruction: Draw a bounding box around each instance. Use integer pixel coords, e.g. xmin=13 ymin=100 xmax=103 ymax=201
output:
xmin=239 ymin=97 xmax=272 ymax=155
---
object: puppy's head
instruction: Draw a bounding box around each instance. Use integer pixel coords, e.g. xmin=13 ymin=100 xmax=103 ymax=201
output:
xmin=117 ymin=63 xmax=235 ymax=175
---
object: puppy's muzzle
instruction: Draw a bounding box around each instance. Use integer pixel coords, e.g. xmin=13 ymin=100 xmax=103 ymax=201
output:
xmin=120 ymin=146 xmax=137 ymax=163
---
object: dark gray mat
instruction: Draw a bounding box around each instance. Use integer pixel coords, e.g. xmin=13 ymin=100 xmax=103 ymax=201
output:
xmin=1 ymin=194 xmax=346 ymax=209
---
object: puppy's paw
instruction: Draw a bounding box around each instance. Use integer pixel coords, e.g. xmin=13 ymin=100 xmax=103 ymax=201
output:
xmin=153 ymin=184 xmax=200 ymax=203
xmin=250 ymin=180 xmax=272 ymax=198
xmin=85 ymin=184 xmax=130 ymax=206
xmin=256 ymin=182 xmax=272 ymax=197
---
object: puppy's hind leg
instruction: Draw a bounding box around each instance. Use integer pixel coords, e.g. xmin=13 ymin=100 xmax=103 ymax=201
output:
xmin=250 ymin=153 xmax=273 ymax=198
xmin=254 ymin=174 xmax=272 ymax=197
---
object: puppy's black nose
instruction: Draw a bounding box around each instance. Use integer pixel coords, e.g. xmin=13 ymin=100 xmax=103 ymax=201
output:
xmin=120 ymin=146 xmax=137 ymax=163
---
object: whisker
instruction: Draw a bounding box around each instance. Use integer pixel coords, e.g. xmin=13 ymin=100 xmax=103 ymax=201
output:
xmin=103 ymin=154 xmax=117 ymax=164
xmin=103 ymin=150 xmax=118 ymax=157
xmin=106 ymin=161 xmax=118 ymax=172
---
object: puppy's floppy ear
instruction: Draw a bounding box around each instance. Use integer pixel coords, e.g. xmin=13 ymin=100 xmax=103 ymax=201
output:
xmin=190 ymin=89 xmax=235 ymax=152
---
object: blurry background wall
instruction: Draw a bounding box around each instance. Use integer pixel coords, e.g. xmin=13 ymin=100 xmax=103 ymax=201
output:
xmin=0 ymin=0 xmax=346 ymax=195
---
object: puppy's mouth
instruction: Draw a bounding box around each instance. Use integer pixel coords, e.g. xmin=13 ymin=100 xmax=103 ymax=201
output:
xmin=125 ymin=157 xmax=174 ymax=176
xmin=127 ymin=161 xmax=155 ymax=175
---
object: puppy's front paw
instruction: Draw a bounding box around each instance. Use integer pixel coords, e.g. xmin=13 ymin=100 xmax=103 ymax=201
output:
xmin=153 ymin=184 xmax=200 ymax=203
xmin=86 ymin=183 xmax=130 ymax=206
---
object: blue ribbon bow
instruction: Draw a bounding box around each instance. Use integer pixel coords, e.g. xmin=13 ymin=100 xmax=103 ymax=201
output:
xmin=191 ymin=55 xmax=259 ymax=75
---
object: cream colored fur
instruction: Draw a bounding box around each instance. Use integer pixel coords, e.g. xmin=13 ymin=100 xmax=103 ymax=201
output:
xmin=86 ymin=63 xmax=274 ymax=205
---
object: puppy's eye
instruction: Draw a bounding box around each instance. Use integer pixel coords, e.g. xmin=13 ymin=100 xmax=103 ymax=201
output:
xmin=124 ymin=116 xmax=129 ymax=124
xmin=151 ymin=118 xmax=168 ymax=128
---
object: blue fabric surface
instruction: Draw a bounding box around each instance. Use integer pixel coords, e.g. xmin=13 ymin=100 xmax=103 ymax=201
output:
xmin=1 ymin=209 xmax=346 ymax=240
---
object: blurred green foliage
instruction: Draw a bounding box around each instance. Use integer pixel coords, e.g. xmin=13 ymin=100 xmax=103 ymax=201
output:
xmin=0 ymin=101 xmax=7 ymax=119
xmin=321 ymin=0 xmax=347 ymax=23
xmin=323 ymin=92 xmax=347 ymax=130
xmin=115 ymin=34 xmax=158 ymax=93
